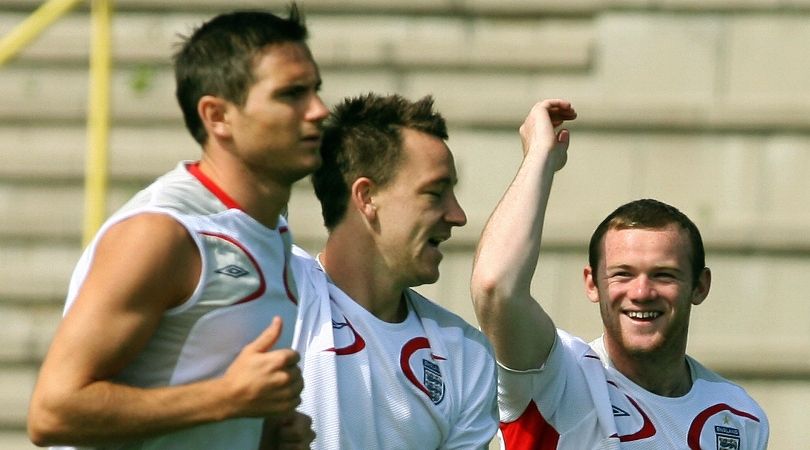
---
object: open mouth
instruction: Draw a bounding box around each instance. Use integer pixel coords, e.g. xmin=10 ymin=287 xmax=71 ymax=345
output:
xmin=301 ymin=133 xmax=322 ymax=144
xmin=625 ymin=311 xmax=662 ymax=321
xmin=428 ymin=236 xmax=448 ymax=247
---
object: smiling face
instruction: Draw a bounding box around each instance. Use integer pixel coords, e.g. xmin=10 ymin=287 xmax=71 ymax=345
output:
xmin=584 ymin=224 xmax=710 ymax=361
xmin=225 ymin=42 xmax=328 ymax=184
xmin=371 ymin=128 xmax=467 ymax=287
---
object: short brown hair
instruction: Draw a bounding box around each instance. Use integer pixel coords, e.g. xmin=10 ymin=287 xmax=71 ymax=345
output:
xmin=588 ymin=199 xmax=706 ymax=287
xmin=312 ymin=93 xmax=448 ymax=230
xmin=173 ymin=4 xmax=308 ymax=145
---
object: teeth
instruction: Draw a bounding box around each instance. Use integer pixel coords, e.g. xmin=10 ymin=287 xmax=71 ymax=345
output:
xmin=627 ymin=311 xmax=659 ymax=319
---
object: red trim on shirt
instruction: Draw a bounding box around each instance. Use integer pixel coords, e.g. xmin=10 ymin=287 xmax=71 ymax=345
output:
xmin=616 ymin=393 xmax=656 ymax=442
xmin=279 ymin=226 xmax=298 ymax=305
xmin=687 ymin=403 xmax=760 ymax=450
xmin=186 ymin=161 xmax=242 ymax=210
xmin=500 ymin=400 xmax=560 ymax=450
xmin=401 ymin=337 xmax=433 ymax=398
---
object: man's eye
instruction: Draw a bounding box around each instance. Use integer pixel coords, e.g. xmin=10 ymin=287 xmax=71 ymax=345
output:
xmin=279 ymin=87 xmax=306 ymax=99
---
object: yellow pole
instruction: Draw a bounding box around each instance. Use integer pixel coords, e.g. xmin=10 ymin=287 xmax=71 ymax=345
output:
xmin=83 ymin=0 xmax=112 ymax=245
xmin=0 ymin=0 xmax=83 ymax=66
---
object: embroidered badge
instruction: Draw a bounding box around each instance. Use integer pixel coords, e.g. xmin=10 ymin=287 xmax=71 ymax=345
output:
xmin=423 ymin=359 xmax=445 ymax=404
xmin=715 ymin=425 xmax=740 ymax=450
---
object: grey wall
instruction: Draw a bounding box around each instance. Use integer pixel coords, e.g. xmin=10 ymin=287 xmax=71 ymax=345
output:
xmin=1 ymin=0 xmax=807 ymax=448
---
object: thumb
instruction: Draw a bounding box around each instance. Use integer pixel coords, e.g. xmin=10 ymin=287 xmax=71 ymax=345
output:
xmin=557 ymin=128 xmax=570 ymax=146
xmin=247 ymin=316 xmax=283 ymax=353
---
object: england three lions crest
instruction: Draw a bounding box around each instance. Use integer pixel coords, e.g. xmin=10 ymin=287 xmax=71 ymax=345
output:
xmin=687 ymin=404 xmax=761 ymax=450
xmin=401 ymin=337 xmax=446 ymax=405
xmin=715 ymin=426 xmax=740 ymax=450
xmin=422 ymin=359 xmax=445 ymax=404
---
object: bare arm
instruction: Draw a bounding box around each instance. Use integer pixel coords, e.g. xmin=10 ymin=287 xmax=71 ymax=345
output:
xmin=28 ymin=214 xmax=303 ymax=446
xmin=471 ymin=99 xmax=576 ymax=371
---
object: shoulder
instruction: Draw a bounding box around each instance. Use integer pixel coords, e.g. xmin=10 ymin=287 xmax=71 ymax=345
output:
xmin=105 ymin=211 xmax=192 ymax=247
xmin=76 ymin=211 xmax=200 ymax=312
xmin=292 ymin=244 xmax=315 ymax=261
xmin=407 ymin=289 xmax=493 ymax=355
xmin=290 ymin=245 xmax=321 ymax=279
xmin=688 ymin=356 xmax=769 ymax=419
xmin=117 ymin=162 xmax=223 ymax=216
xmin=100 ymin=213 xmax=199 ymax=280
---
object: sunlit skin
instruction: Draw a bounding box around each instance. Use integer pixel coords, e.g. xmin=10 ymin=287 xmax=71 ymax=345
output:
xmin=25 ymin=40 xmax=324 ymax=447
xmin=198 ymin=42 xmax=329 ymax=227
xmin=371 ymin=128 xmax=468 ymax=289
xmin=584 ymin=224 xmax=711 ymax=396
xmin=321 ymin=128 xmax=467 ymax=323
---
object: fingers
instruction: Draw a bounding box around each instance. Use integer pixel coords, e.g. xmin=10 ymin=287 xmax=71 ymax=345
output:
xmin=540 ymin=98 xmax=577 ymax=126
xmin=278 ymin=413 xmax=315 ymax=450
xmin=260 ymin=413 xmax=315 ymax=450
xmin=247 ymin=316 xmax=283 ymax=353
xmin=222 ymin=318 xmax=304 ymax=419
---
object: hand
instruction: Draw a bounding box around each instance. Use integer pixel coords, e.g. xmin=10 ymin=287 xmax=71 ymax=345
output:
xmin=519 ymin=99 xmax=577 ymax=171
xmin=259 ymin=412 xmax=315 ymax=450
xmin=221 ymin=317 xmax=303 ymax=419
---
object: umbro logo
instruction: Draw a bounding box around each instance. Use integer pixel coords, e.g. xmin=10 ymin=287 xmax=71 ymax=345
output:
xmin=215 ymin=264 xmax=250 ymax=278
xmin=612 ymin=405 xmax=630 ymax=417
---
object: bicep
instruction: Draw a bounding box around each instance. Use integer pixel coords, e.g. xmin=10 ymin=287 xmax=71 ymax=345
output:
xmin=40 ymin=213 xmax=201 ymax=388
xmin=475 ymin=291 xmax=556 ymax=371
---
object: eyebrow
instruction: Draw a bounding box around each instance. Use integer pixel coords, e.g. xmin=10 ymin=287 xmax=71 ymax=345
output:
xmin=605 ymin=263 xmax=684 ymax=274
xmin=421 ymin=176 xmax=458 ymax=190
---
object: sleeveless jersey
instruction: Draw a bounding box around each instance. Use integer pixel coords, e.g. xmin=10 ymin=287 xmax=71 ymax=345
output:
xmin=497 ymin=329 xmax=769 ymax=450
xmin=290 ymin=247 xmax=498 ymax=449
xmin=56 ymin=161 xmax=298 ymax=450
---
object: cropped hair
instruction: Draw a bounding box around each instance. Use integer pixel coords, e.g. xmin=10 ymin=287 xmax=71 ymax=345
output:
xmin=312 ymin=93 xmax=448 ymax=230
xmin=588 ymin=198 xmax=706 ymax=287
xmin=173 ymin=4 xmax=307 ymax=145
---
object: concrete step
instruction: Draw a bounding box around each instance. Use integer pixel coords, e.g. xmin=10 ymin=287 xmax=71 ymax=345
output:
xmin=4 ymin=124 xmax=810 ymax=250
xmin=0 ymin=430 xmax=38 ymax=450
xmin=0 ymin=0 xmax=596 ymax=15
xmin=0 ymin=365 xmax=38 ymax=429
xmin=1 ymin=11 xmax=594 ymax=70
xmin=4 ymin=0 xmax=806 ymax=14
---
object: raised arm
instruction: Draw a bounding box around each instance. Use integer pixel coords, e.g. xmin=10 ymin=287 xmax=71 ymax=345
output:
xmin=28 ymin=214 xmax=303 ymax=446
xmin=471 ymin=99 xmax=576 ymax=371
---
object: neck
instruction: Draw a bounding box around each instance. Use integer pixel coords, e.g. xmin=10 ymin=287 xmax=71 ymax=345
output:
xmin=320 ymin=229 xmax=408 ymax=323
xmin=197 ymin=156 xmax=291 ymax=229
xmin=605 ymin=339 xmax=692 ymax=397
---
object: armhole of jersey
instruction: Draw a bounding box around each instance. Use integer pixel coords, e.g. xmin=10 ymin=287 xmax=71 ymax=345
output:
xmin=160 ymin=211 xmax=206 ymax=315
xmin=497 ymin=330 xmax=558 ymax=375
xmin=66 ymin=209 xmax=206 ymax=315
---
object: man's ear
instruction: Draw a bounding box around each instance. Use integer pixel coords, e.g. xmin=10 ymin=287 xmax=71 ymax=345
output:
xmin=198 ymin=95 xmax=231 ymax=139
xmin=350 ymin=177 xmax=377 ymax=221
xmin=691 ymin=267 xmax=711 ymax=306
xmin=584 ymin=265 xmax=600 ymax=304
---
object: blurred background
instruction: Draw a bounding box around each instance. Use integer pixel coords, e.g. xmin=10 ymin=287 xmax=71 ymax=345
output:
xmin=1 ymin=0 xmax=808 ymax=448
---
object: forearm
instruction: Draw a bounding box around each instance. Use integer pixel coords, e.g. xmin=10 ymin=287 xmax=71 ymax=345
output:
xmin=472 ymin=149 xmax=556 ymax=303
xmin=471 ymin=149 xmax=558 ymax=369
xmin=472 ymin=99 xmax=574 ymax=370
xmin=28 ymin=377 xmax=234 ymax=447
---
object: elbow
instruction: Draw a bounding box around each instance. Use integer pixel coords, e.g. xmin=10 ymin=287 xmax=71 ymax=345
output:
xmin=471 ymin=270 xmax=517 ymax=312
xmin=470 ymin=272 xmax=499 ymax=305
xmin=28 ymin=412 xmax=59 ymax=447
xmin=27 ymin=393 xmax=74 ymax=447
